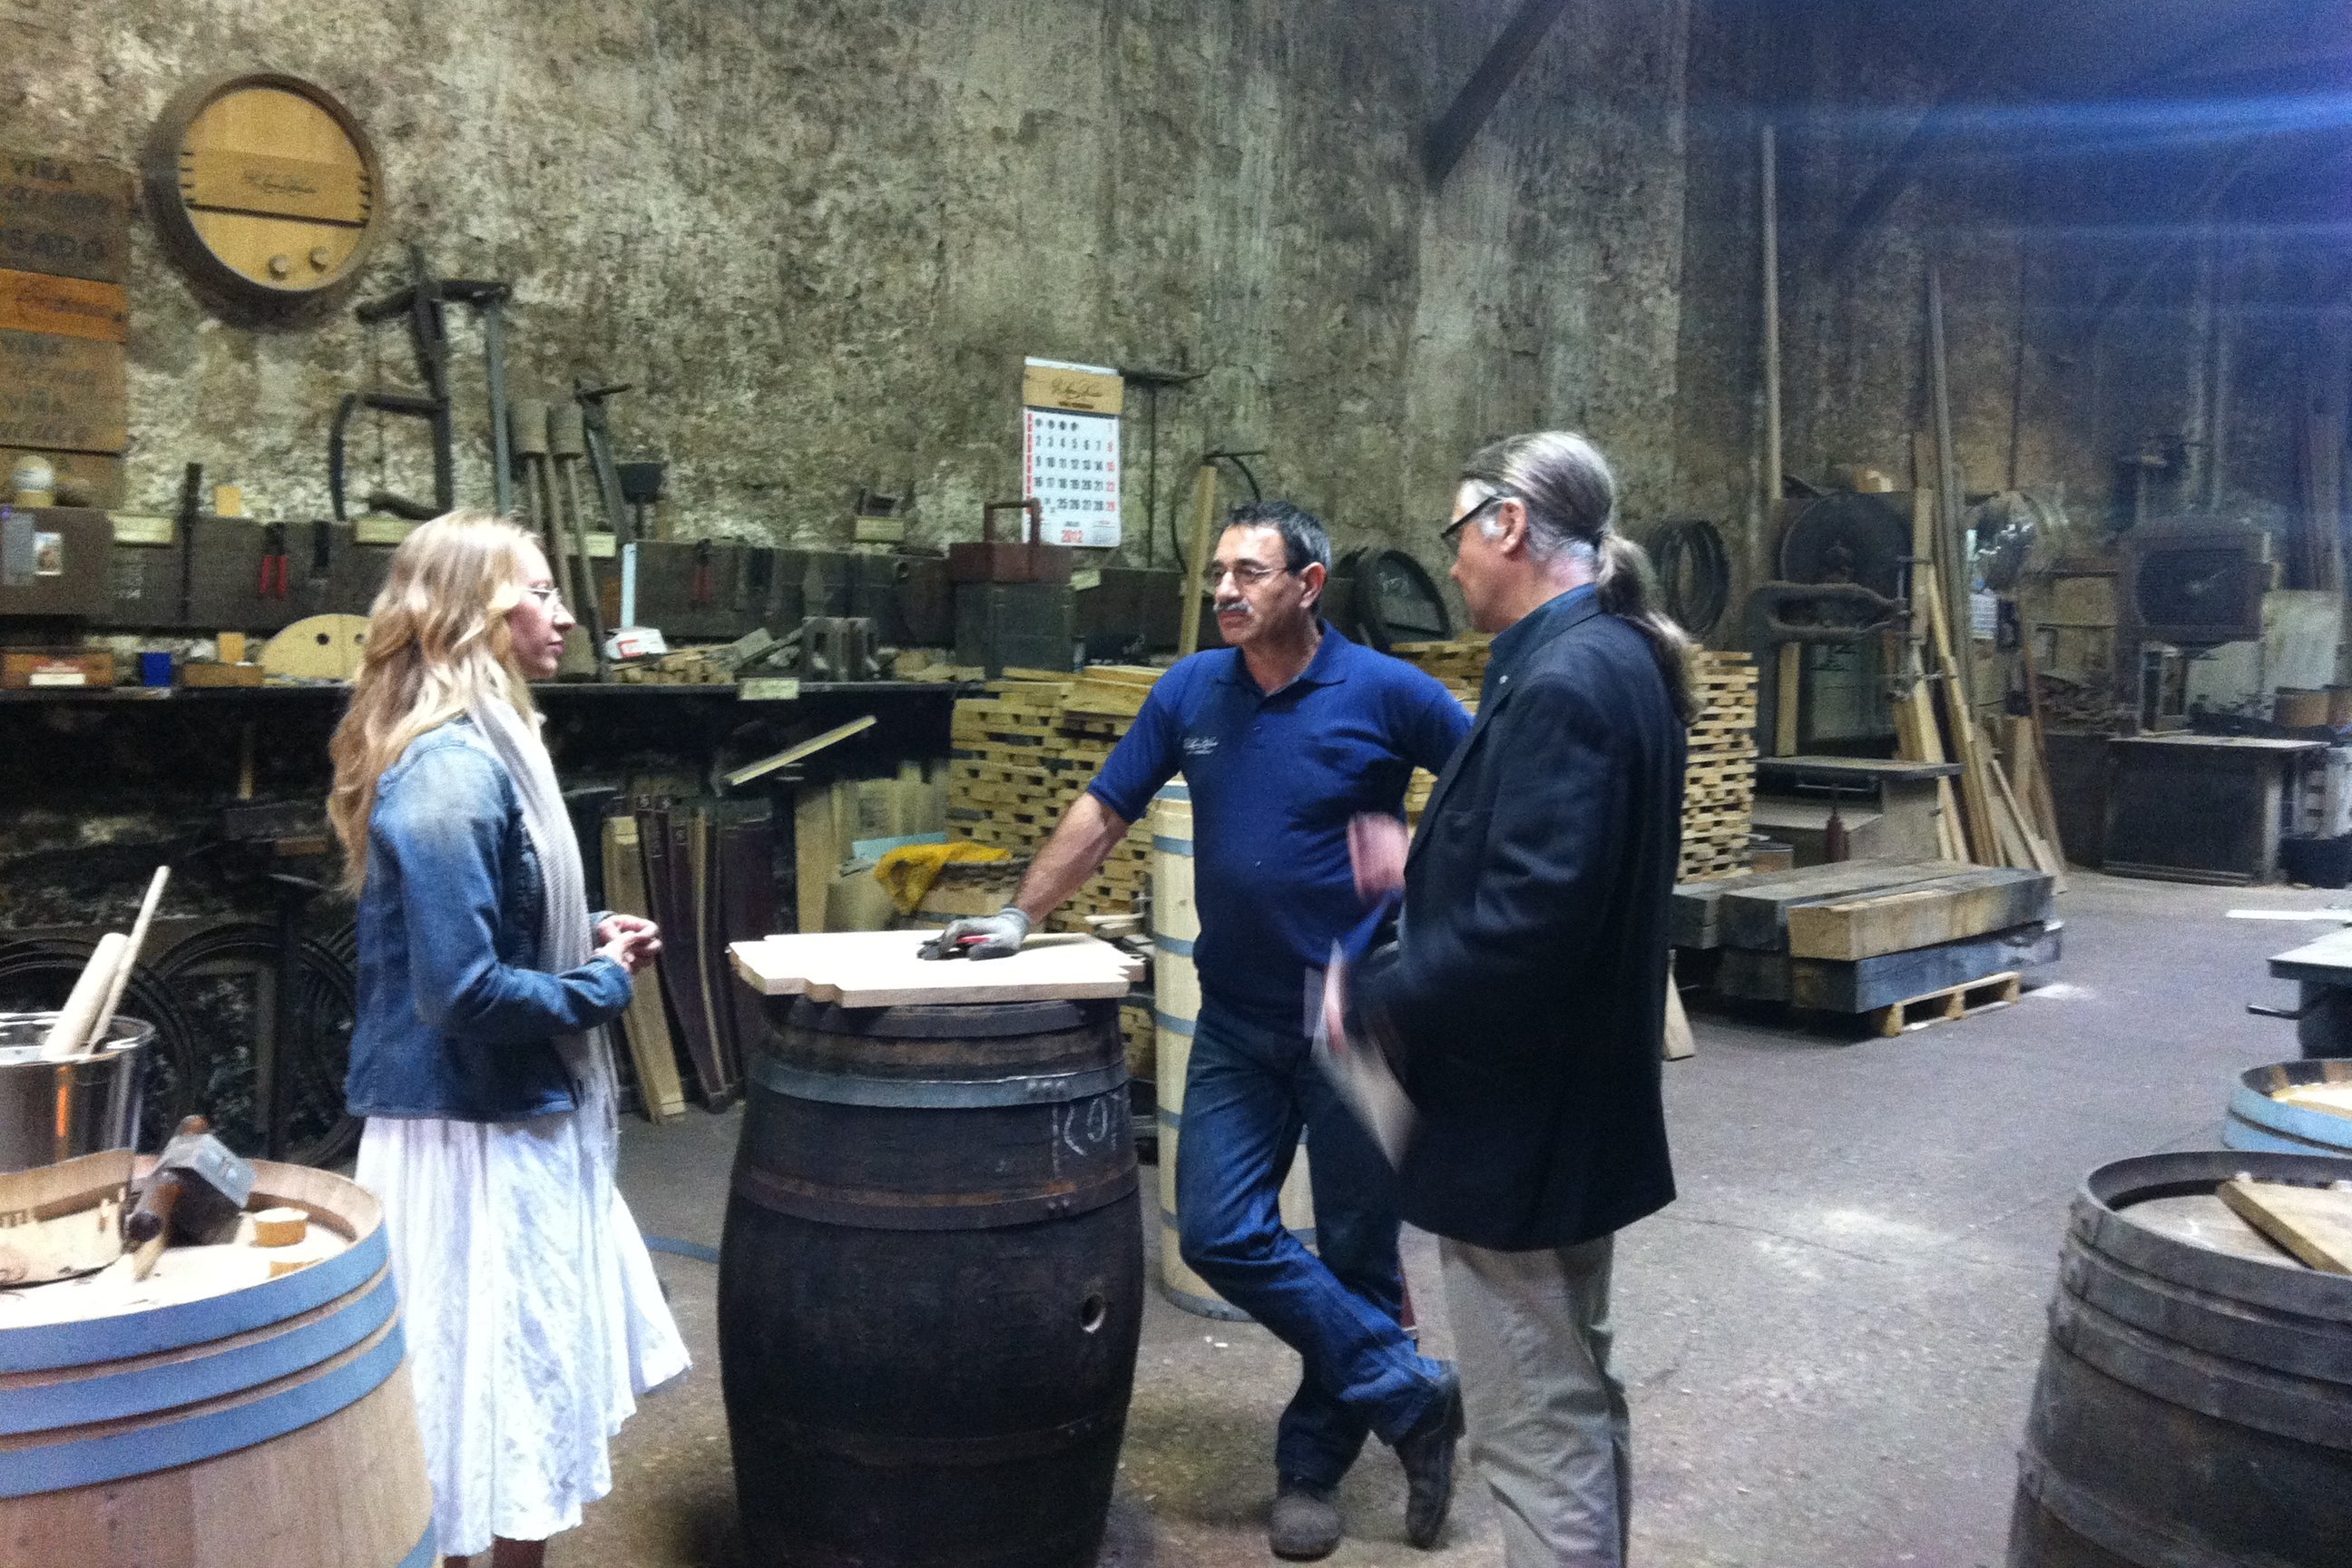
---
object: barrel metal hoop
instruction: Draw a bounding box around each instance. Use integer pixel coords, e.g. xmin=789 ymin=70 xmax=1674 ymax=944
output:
xmin=0 ymin=1315 xmax=407 ymax=1498
xmin=0 ymin=1265 xmax=398 ymax=1436
xmin=1152 ymin=934 xmax=1196 ymax=957
xmin=732 ymin=1162 xmax=1138 ymax=1232
xmin=2050 ymin=1292 xmax=2352 ymax=1451
xmin=786 ymin=997 xmax=1106 ymax=1041
xmin=1158 ymin=1206 xmax=1316 ymax=1250
xmin=1157 ymin=1279 xmax=1252 ymax=1321
xmin=1154 ymin=1010 xmax=1195 ymax=1038
xmin=750 ymin=1053 xmax=1127 ymax=1110
xmin=2063 ymin=1240 xmax=2352 ymax=1385
xmin=2221 ymin=1115 xmax=2346 ymax=1155
xmin=0 ymin=1220 xmax=387 ymax=1374
xmin=397 ymin=1520 xmax=439 ymax=1568
xmin=2014 ymin=1445 xmax=2247 ymax=1568
xmin=757 ymin=1405 xmax=1125 ymax=1467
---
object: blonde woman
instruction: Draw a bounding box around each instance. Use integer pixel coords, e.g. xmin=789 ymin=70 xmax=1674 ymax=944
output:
xmin=328 ymin=512 xmax=689 ymax=1568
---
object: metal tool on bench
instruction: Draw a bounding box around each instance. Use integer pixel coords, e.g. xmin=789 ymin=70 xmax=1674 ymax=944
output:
xmin=326 ymin=246 xmax=514 ymax=522
xmin=619 ymin=461 xmax=665 ymax=540
xmin=575 ymin=379 xmax=635 ymax=541
xmin=797 ymin=615 xmax=880 ymax=681
xmin=124 ymin=1115 xmax=254 ymax=1281
xmin=548 ymin=404 xmax=612 ymax=678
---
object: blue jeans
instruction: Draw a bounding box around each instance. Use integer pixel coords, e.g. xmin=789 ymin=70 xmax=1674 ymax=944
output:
xmin=1175 ymin=999 xmax=1454 ymax=1490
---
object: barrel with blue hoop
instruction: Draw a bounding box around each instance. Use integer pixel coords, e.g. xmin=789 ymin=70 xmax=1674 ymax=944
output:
xmin=1149 ymin=783 xmax=1317 ymax=1321
xmin=720 ymin=989 xmax=1143 ymax=1568
xmin=2222 ymin=1059 xmax=2352 ymax=1155
xmin=0 ymin=1160 xmax=436 ymax=1567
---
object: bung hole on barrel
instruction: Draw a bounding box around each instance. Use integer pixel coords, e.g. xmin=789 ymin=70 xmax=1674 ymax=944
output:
xmin=1079 ymin=1293 xmax=1108 ymax=1333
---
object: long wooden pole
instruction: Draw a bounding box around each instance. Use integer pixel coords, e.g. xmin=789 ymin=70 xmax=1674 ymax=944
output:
xmin=1176 ymin=462 xmax=1220 ymax=662
xmin=1761 ymin=122 xmax=1783 ymax=564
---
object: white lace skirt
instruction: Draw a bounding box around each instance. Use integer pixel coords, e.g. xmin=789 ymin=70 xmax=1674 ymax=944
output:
xmin=357 ymin=1108 xmax=691 ymax=1555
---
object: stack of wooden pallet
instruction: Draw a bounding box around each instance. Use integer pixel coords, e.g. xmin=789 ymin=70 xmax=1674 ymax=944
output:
xmin=946 ymin=668 xmax=1163 ymax=932
xmin=1671 ymin=858 xmax=2058 ymax=1034
xmin=1681 ymin=653 xmax=1759 ymax=879
xmin=1391 ymin=641 xmax=1759 ymax=877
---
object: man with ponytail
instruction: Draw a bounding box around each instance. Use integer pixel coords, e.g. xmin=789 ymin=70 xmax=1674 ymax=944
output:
xmin=1335 ymin=432 xmax=1688 ymax=1567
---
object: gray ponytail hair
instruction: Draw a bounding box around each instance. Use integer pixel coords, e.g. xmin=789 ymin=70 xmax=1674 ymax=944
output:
xmin=1462 ymin=432 xmax=1696 ymax=725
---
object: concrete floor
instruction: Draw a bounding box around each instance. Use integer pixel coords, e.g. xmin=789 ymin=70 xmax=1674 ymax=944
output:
xmin=565 ymin=871 xmax=2342 ymax=1567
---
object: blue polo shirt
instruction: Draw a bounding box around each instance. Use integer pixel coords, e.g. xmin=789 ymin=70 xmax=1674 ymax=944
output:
xmin=1089 ymin=623 xmax=1472 ymax=1032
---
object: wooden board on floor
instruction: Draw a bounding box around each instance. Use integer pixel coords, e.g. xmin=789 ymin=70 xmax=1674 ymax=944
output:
xmin=600 ymin=817 xmax=686 ymax=1122
xmin=1714 ymin=859 xmax=1969 ymax=952
xmin=1673 ymin=858 xmax=1958 ymax=950
xmin=2219 ymin=1176 xmax=2352 ymax=1273
xmin=1752 ymin=921 xmax=2061 ymax=1013
xmin=1785 ymin=867 xmax=2055 ymax=962
xmin=730 ymin=930 xmax=1142 ymax=1007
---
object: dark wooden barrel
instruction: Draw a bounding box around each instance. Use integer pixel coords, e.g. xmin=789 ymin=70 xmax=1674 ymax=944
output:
xmin=2007 ymin=1150 xmax=2352 ymax=1567
xmin=719 ymin=995 xmax=1142 ymax=1568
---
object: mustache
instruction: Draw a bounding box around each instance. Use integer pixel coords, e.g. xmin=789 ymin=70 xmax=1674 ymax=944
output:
xmin=1214 ymin=598 xmax=1251 ymax=614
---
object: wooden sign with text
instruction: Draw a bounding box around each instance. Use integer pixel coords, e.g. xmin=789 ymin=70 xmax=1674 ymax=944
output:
xmin=0 ymin=330 xmax=128 ymax=454
xmin=0 ymin=152 xmax=131 ymax=285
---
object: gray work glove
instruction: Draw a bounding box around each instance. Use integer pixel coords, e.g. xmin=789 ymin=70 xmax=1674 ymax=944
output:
xmin=938 ymin=905 xmax=1032 ymax=959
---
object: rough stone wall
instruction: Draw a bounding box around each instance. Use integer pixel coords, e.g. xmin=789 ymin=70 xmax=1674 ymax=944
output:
xmin=2 ymin=0 xmax=1693 ymax=594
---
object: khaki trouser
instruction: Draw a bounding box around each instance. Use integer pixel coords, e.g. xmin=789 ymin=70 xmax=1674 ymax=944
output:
xmin=1439 ymin=1232 xmax=1630 ymax=1568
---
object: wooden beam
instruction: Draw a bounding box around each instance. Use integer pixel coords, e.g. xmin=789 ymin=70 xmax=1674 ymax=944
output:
xmin=1423 ymin=0 xmax=1573 ymax=183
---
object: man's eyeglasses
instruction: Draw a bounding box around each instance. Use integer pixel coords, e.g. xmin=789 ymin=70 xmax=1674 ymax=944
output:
xmin=1440 ymin=493 xmax=1506 ymax=547
xmin=1209 ymin=562 xmax=1294 ymax=589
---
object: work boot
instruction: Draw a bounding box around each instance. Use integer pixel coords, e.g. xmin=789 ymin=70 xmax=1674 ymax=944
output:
xmin=1269 ymin=1480 xmax=1343 ymax=1561
xmin=1393 ymin=1369 xmax=1465 ymax=1549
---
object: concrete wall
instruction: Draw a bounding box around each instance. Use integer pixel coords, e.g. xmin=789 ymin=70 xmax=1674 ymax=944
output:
xmin=1673 ymin=7 xmax=2347 ymax=599
xmin=2 ymin=0 xmax=1693 ymax=588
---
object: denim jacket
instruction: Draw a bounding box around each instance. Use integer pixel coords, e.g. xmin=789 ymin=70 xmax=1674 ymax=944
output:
xmin=344 ymin=720 xmax=630 ymax=1121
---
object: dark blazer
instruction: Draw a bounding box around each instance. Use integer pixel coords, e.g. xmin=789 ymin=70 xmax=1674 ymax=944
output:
xmin=1356 ymin=589 xmax=1683 ymax=1250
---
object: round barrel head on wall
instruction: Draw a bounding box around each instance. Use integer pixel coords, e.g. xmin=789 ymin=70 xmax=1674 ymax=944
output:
xmin=142 ymin=73 xmax=383 ymax=308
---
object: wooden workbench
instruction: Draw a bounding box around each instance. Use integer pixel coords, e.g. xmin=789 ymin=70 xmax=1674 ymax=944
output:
xmin=2103 ymin=734 xmax=2327 ymax=885
xmin=1751 ymin=755 xmax=1963 ymax=867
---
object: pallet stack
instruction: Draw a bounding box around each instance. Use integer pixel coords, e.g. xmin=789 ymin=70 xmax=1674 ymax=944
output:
xmin=1391 ymin=640 xmax=1759 ymax=877
xmin=1671 ymin=858 xmax=2057 ymax=1034
xmin=1681 ymin=653 xmax=1759 ymax=880
xmin=946 ymin=667 xmax=1163 ymax=932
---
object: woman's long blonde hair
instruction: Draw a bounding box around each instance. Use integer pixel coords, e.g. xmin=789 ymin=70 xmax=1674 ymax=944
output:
xmin=328 ymin=510 xmax=540 ymax=894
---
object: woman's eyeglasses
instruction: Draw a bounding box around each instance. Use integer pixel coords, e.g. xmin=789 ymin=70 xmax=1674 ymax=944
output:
xmin=523 ymin=584 xmax=565 ymax=608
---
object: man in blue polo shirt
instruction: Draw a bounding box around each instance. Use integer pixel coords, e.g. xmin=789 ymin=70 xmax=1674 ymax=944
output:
xmin=943 ymin=500 xmax=1472 ymax=1559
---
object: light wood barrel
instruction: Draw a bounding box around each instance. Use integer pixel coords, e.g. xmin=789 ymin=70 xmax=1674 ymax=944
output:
xmin=1150 ymin=787 xmax=1315 ymax=1321
xmin=0 ymin=1161 xmax=436 ymax=1568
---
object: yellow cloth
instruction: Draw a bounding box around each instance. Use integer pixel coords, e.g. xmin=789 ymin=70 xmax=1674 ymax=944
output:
xmin=873 ymin=841 xmax=1011 ymax=915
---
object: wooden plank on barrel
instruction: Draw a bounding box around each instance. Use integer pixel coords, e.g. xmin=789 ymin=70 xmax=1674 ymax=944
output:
xmin=2218 ymin=1177 xmax=2352 ymax=1273
xmin=0 ymin=150 xmax=132 ymax=284
xmin=1716 ymin=858 xmax=1968 ymax=951
xmin=0 ymin=328 xmax=127 ymax=453
xmin=730 ymin=930 xmax=1142 ymax=1006
xmin=1785 ymin=867 xmax=2055 ymax=962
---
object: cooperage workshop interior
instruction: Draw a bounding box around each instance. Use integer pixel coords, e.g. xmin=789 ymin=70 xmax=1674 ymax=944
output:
xmin=6 ymin=4 xmax=2352 ymax=1566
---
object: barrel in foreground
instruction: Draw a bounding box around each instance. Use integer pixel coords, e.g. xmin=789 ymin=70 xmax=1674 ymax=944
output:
xmin=720 ymin=994 xmax=1143 ymax=1568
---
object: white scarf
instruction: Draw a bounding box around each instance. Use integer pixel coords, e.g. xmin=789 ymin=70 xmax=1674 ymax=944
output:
xmin=466 ymin=693 xmax=620 ymax=1154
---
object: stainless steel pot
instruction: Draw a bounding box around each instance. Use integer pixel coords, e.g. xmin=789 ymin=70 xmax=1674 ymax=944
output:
xmin=0 ymin=1014 xmax=152 ymax=1173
